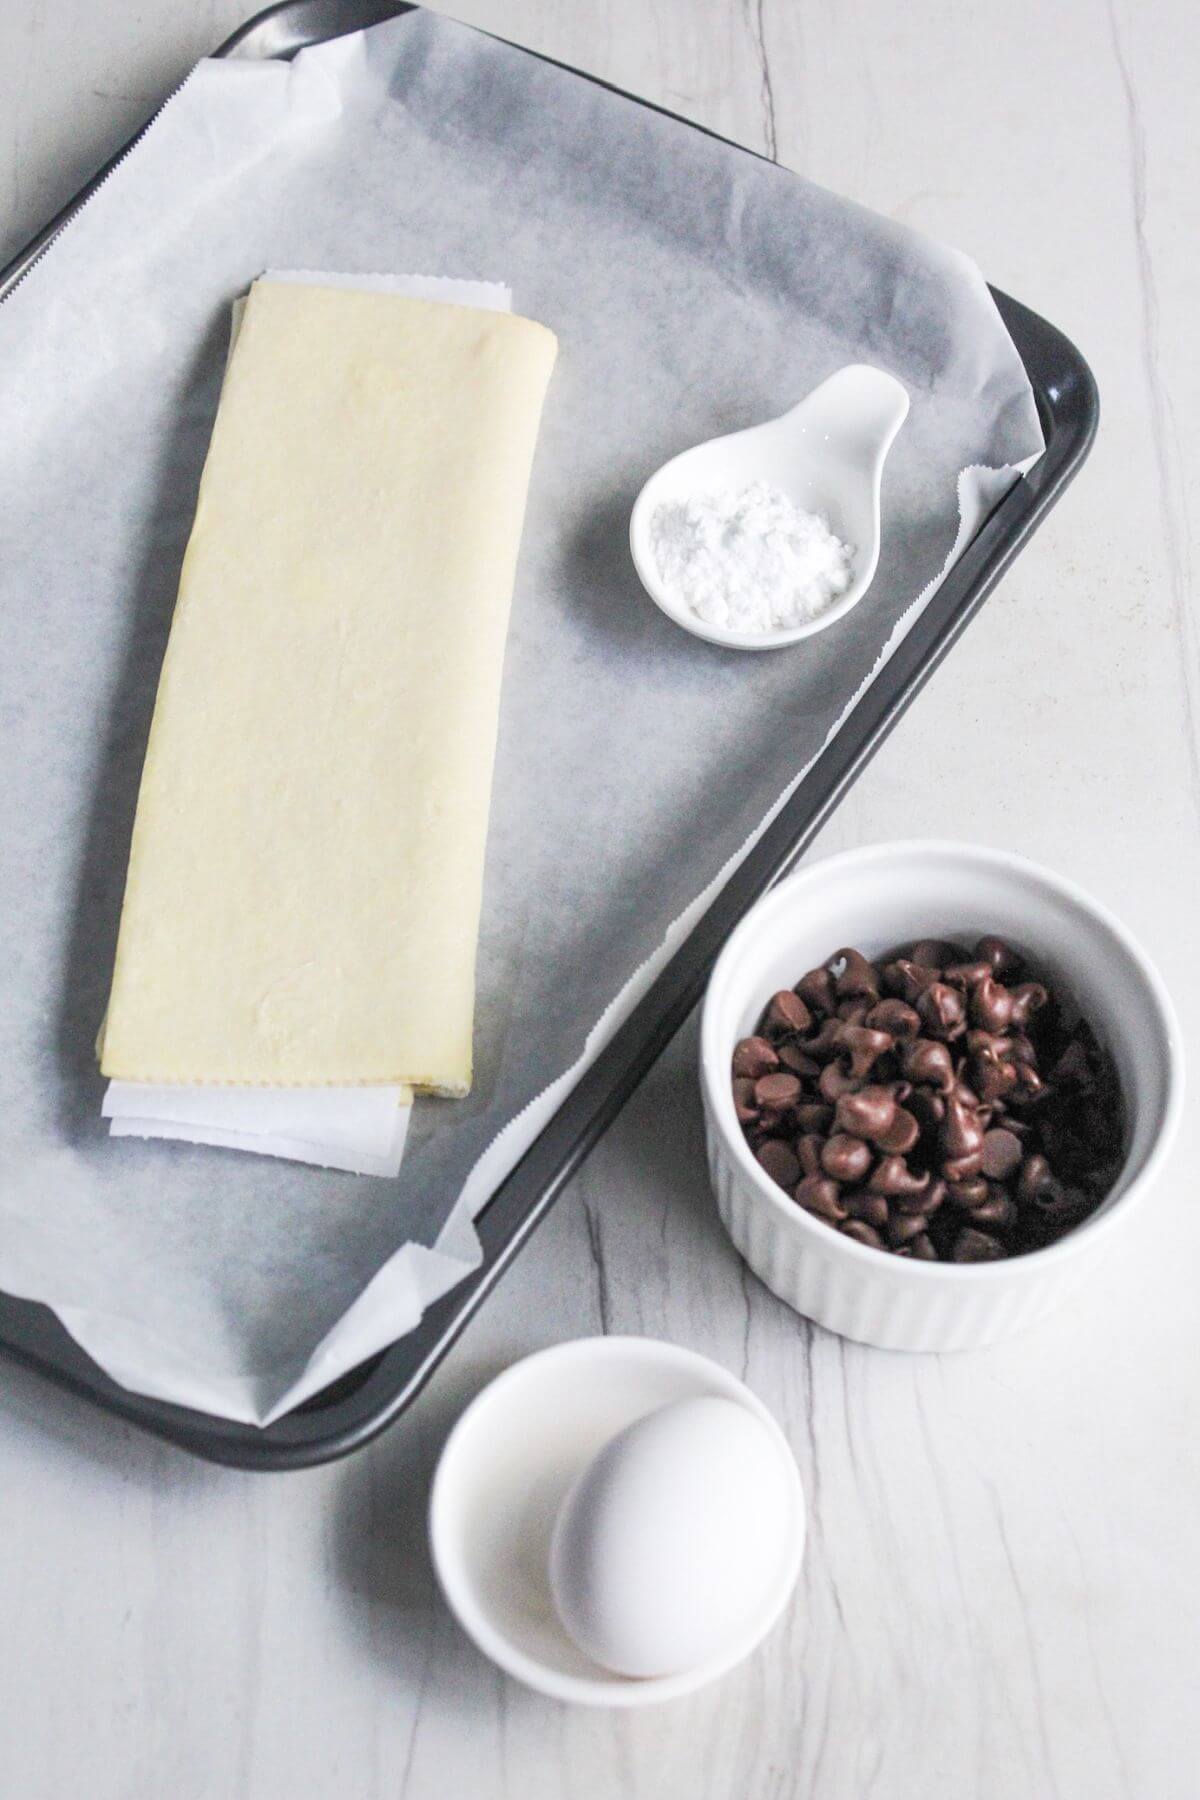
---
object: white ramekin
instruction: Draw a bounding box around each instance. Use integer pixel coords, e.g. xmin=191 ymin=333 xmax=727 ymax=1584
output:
xmin=699 ymin=841 xmax=1183 ymax=1352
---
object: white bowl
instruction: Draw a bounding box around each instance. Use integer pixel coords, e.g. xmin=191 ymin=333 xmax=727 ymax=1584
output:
xmin=428 ymin=1336 xmax=805 ymax=1707
xmin=699 ymin=841 xmax=1183 ymax=1352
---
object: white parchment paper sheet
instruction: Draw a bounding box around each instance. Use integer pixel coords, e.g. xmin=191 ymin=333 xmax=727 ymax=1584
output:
xmin=0 ymin=9 xmax=1043 ymax=1424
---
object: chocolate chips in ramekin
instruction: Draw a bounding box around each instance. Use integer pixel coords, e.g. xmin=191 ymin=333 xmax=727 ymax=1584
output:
xmin=730 ymin=937 xmax=1125 ymax=1262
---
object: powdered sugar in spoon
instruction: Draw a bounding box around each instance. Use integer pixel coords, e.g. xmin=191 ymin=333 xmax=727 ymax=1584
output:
xmin=629 ymin=364 xmax=909 ymax=651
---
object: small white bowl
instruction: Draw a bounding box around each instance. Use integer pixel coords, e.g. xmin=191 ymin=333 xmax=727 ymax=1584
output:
xmin=428 ymin=1336 xmax=805 ymax=1707
xmin=700 ymin=841 xmax=1183 ymax=1352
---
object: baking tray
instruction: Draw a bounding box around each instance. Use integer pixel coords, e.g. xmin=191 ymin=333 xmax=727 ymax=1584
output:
xmin=0 ymin=0 xmax=1098 ymax=1469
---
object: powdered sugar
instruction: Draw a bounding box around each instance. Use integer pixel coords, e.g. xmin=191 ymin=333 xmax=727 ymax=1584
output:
xmin=650 ymin=481 xmax=855 ymax=634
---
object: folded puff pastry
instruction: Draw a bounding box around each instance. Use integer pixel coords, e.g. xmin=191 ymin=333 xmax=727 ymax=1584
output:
xmin=99 ymin=279 xmax=557 ymax=1092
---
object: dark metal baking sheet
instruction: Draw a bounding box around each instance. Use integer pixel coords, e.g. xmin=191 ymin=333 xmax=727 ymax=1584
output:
xmin=0 ymin=0 xmax=1098 ymax=1468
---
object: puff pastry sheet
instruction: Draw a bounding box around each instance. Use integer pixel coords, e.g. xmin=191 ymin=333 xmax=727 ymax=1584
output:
xmin=100 ymin=280 xmax=557 ymax=1092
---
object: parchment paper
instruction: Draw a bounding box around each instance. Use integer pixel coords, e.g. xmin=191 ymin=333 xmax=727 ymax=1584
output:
xmin=0 ymin=8 xmax=1044 ymax=1424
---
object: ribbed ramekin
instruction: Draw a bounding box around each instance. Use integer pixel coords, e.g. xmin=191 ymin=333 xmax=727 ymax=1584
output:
xmin=699 ymin=841 xmax=1183 ymax=1352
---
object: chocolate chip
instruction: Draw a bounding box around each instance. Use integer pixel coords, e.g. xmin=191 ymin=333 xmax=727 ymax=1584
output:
xmin=967 ymin=1028 xmax=1012 ymax=1060
xmin=908 ymin=938 xmax=967 ymax=968
xmin=900 ymin=1037 xmax=955 ymax=1091
xmin=836 ymin=997 xmax=873 ymax=1025
xmin=963 ymin=1189 xmax=1017 ymax=1232
xmin=952 ymin=1075 xmax=985 ymax=1111
xmin=1021 ymin=1152 xmax=1050 ymax=1195
xmin=755 ymin=1138 xmax=801 ymax=1189
xmin=1024 ymin=1174 xmax=1086 ymax=1221
xmin=865 ymin=998 xmax=922 ymax=1038
xmin=732 ymin=1036 xmax=779 ymax=1080
xmin=906 ymin=1088 xmax=946 ymax=1135
xmin=806 ymin=1017 xmax=847 ymax=1059
xmin=975 ymin=935 xmax=1022 ymax=980
xmin=796 ymin=968 xmax=837 ymax=1015
xmin=872 ymin=1105 xmax=920 ymax=1155
xmin=831 ymin=947 xmax=880 ymax=1000
xmin=868 ymin=1155 xmax=929 ymax=1198
xmin=796 ymin=1134 xmax=826 ymax=1176
xmin=834 ymin=1085 xmax=897 ymax=1143
xmin=765 ymin=989 xmax=812 ymax=1036
xmin=950 ymin=1227 xmax=1006 ymax=1262
xmin=843 ymin=1190 xmax=889 ymax=1230
xmin=888 ymin=1210 xmax=931 ymax=1247
xmin=818 ymin=1061 xmax=863 ymax=1104
xmin=943 ymin=960 xmax=993 ymax=990
xmin=972 ymin=1055 xmax=1018 ymax=1105
xmin=776 ymin=1042 xmax=820 ymax=1078
xmin=840 ymin=1218 xmax=884 ymax=1248
xmin=836 ymin=1023 xmax=895 ymax=1079
xmin=732 ymin=1078 xmax=758 ymax=1124
xmin=794 ymin=1175 xmax=847 ymax=1222
xmin=981 ymin=1127 xmax=1023 ymax=1180
xmin=883 ymin=958 xmax=939 ymax=1003
xmin=821 ymin=1133 xmax=873 ymax=1184
xmin=1009 ymin=982 xmax=1048 ymax=1026
xmin=917 ymin=982 xmax=967 ymax=1041
xmin=754 ymin=1071 xmax=802 ymax=1110
xmin=970 ymin=975 xmax=1015 ymax=1033
xmin=941 ymin=1093 xmax=985 ymax=1160
xmin=897 ymin=1176 xmax=946 ymax=1217
xmin=1008 ymin=1063 xmax=1050 ymax=1107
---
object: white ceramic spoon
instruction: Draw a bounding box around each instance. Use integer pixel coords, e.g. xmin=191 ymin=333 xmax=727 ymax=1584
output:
xmin=629 ymin=363 xmax=910 ymax=651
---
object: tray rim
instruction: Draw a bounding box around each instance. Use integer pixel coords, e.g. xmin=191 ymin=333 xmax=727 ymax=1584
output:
xmin=0 ymin=0 xmax=1099 ymax=1468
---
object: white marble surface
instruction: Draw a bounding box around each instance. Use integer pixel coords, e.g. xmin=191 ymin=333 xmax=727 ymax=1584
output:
xmin=2 ymin=2 xmax=1198 ymax=1794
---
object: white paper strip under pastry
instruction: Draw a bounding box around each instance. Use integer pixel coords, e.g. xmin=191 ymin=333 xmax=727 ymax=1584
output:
xmin=105 ymin=1085 xmax=412 ymax=1179
xmin=102 ymin=268 xmax=513 ymax=1176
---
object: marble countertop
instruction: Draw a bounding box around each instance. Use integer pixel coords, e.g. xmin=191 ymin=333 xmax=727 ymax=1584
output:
xmin=2 ymin=2 xmax=1197 ymax=1795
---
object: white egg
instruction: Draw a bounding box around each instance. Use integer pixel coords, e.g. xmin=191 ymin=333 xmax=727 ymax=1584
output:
xmin=548 ymin=1394 xmax=795 ymax=1679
